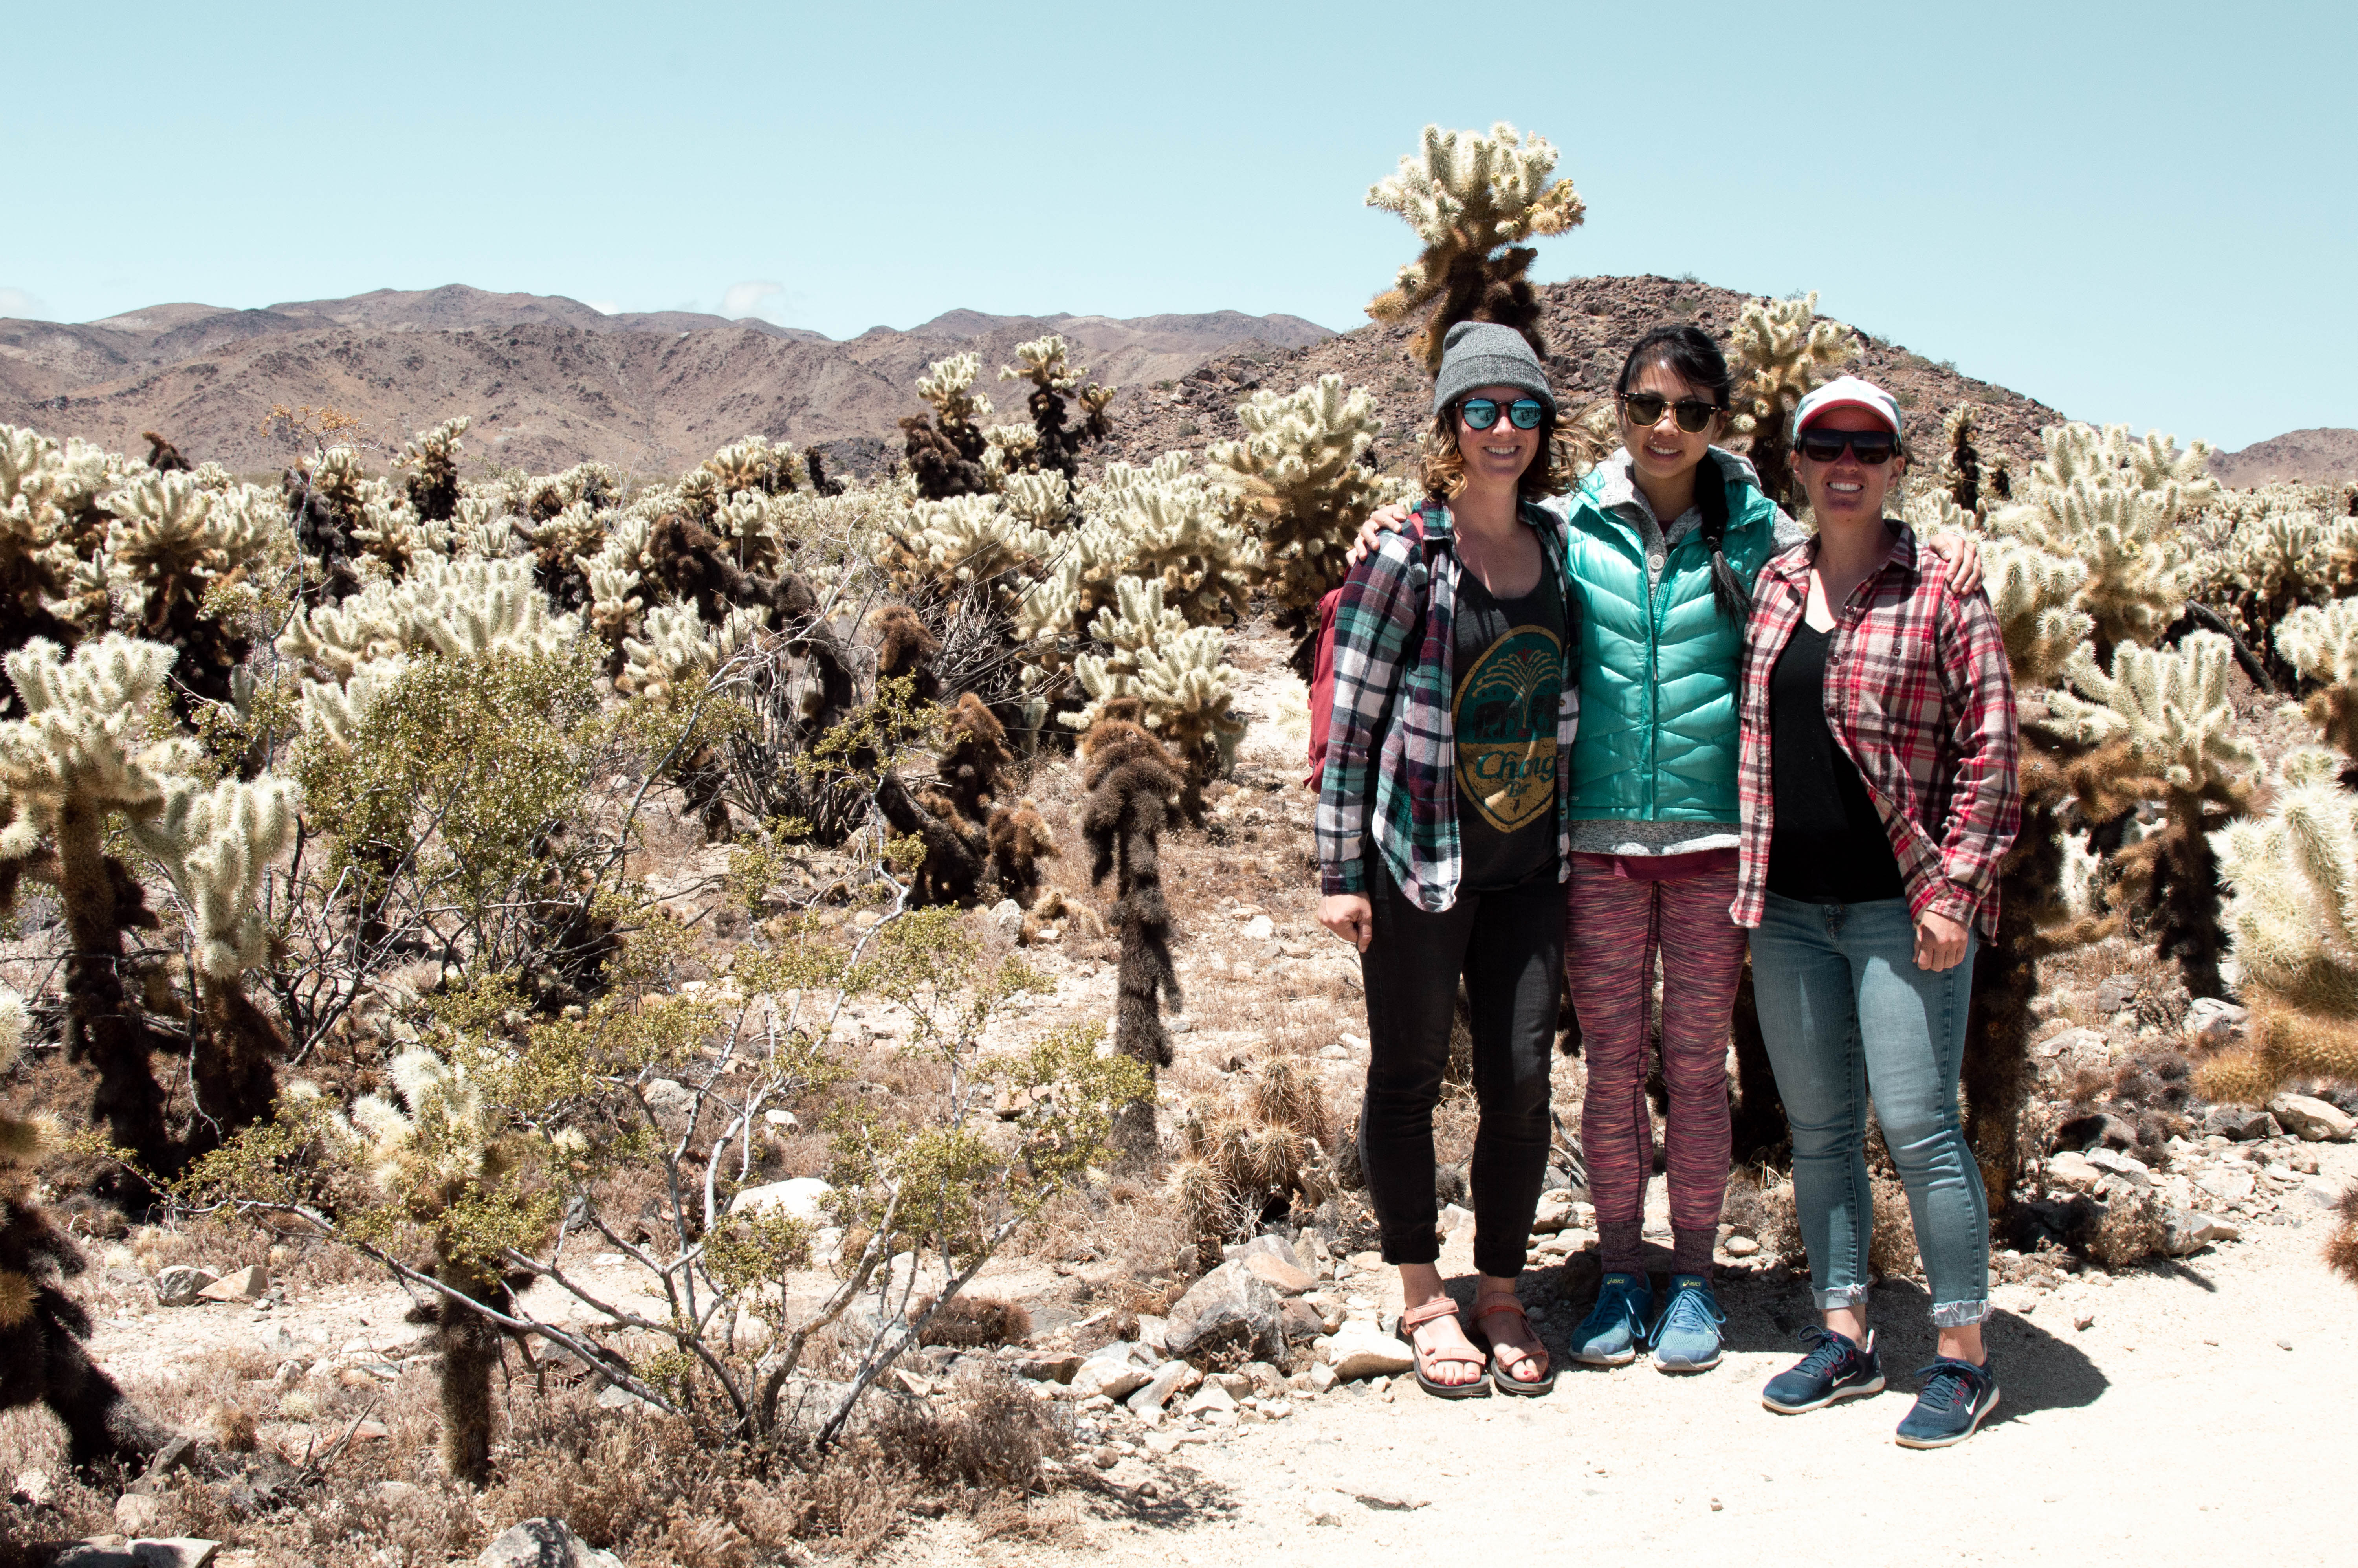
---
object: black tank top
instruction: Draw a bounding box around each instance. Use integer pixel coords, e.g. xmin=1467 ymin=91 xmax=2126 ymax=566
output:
xmin=1453 ymin=567 xmax=1567 ymax=893
xmin=1766 ymin=620 xmax=1906 ymax=904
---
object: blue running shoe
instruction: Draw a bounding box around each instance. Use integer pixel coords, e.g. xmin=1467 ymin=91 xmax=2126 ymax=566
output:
xmin=1762 ymin=1326 xmax=1885 ymax=1413
xmin=1648 ymin=1275 xmax=1725 ymax=1373
xmin=1569 ymin=1272 xmax=1652 ymax=1366
xmin=1894 ymin=1356 xmax=2000 ymax=1448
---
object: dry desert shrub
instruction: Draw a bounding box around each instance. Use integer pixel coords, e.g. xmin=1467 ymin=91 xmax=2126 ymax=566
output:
xmin=2327 ymin=1182 xmax=2358 ymax=1289
xmin=913 ymin=1293 xmax=1033 ymax=1349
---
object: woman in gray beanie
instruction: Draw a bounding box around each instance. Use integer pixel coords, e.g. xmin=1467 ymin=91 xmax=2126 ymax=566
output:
xmin=1316 ymin=321 xmax=1578 ymax=1397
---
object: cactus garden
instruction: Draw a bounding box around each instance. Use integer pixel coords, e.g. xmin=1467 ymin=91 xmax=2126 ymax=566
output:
xmin=0 ymin=120 xmax=2353 ymax=1566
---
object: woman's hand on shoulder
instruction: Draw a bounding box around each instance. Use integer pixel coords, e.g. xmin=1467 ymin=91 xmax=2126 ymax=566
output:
xmin=1345 ymin=503 xmax=1415 ymax=569
xmin=1927 ymin=530 xmax=1984 ymax=596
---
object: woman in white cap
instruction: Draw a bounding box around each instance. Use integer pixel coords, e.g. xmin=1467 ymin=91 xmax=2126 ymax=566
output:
xmin=1350 ymin=330 xmax=1982 ymax=1379
xmin=1738 ymin=374 xmax=2020 ymax=1447
xmin=1317 ymin=321 xmax=1577 ymax=1398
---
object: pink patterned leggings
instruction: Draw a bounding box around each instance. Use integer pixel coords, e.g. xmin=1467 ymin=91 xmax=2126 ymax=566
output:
xmin=1566 ymin=854 xmax=1748 ymax=1275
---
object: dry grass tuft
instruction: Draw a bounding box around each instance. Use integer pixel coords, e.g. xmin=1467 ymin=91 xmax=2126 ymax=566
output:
xmin=915 ymin=1293 xmax=1033 ymax=1348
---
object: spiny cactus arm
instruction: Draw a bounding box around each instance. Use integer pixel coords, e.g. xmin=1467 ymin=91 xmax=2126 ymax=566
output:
xmin=2048 ymin=633 xmax=2261 ymax=793
xmin=1364 ymin=122 xmax=1585 ymax=321
xmin=0 ymin=635 xmax=199 ymax=835
xmin=1982 ymin=537 xmax=2093 ymax=691
xmin=915 ymin=353 xmax=993 ymax=429
xmin=125 ymin=774 xmax=296 ymax=978
xmin=1727 ymin=293 xmax=1858 ymax=430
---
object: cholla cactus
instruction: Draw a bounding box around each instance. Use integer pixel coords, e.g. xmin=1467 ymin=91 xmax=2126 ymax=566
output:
xmin=279 ymin=556 xmax=581 ymax=687
xmin=1938 ymin=403 xmax=1988 ymax=517
xmin=1365 ymin=122 xmax=1586 ymax=372
xmin=131 ymin=776 xmax=295 ymax=980
xmin=902 ymin=354 xmax=995 ymax=500
xmin=617 ymin=603 xmax=761 ymax=706
xmin=1727 ymin=293 xmax=1859 ymax=507
xmin=0 ymin=636 xmax=196 ymax=1168
xmin=1992 ymin=422 xmax=2217 ymax=658
xmin=347 ymin=1046 xmax=534 ymax=1485
xmin=997 ymin=335 xmax=1114 ymax=480
xmin=2195 ymin=493 xmax=2358 ymax=677
xmin=702 ymin=434 xmax=807 ymax=500
xmin=2278 ymin=597 xmax=2358 ymax=771
xmin=2049 ymin=631 xmax=2259 ymax=997
xmin=396 ymin=417 xmax=470 ymax=523
xmin=0 ymin=424 xmax=111 ymax=655
xmin=2198 ymin=749 xmax=2358 ymax=1102
xmin=101 ymin=471 xmax=288 ymax=708
xmin=878 ymin=493 xmax=1050 ymax=601
xmin=1207 ymin=376 xmax=1389 ymax=623
xmin=1064 ymin=578 xmax=1244 ymax=794
xmin=1982 ymin=537 xmax=2094 ymax=692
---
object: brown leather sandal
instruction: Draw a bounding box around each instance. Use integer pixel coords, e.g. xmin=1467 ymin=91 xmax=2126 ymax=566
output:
xmin=1395 ymin=1295 xmax=1491 ymax=1399
xmin=1472 ymin=1291 xmax=1556 ymax=1396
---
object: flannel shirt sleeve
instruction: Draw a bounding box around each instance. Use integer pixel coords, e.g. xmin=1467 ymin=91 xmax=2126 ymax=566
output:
xmin=1920 ymin=580 xmax=2021 ymax=934
xmin=1317 ymin=534 xmax=1422 ymax=895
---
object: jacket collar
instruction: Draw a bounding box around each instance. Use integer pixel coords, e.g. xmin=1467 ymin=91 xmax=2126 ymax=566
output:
xmin=1590 ymin=445 xmax=1763 ymax=526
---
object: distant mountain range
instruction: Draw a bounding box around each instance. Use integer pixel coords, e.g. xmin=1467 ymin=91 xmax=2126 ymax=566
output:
xmin=3 ymin=281 xmax=2347 ymax=490
xmin=0 ymin=284 xmax=1332 ymax=475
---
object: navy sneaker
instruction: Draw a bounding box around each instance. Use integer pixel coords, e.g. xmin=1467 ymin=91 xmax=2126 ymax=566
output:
xmin=1648 ymin=1275 xmax=1725 ymax=1373
xmin=1569 ymin=1272 xmax=1652 ymax=1366
xmin=1894 ymin=1356 xmax=2001 ymax=1448
xmin=1761 ymin=1326 xmax=1886 ymax=1414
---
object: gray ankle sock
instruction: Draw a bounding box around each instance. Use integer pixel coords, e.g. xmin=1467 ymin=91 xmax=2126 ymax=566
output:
xmin=1671 ymin=1226 xmax=1716 ymax=1279
xmin=1599 ymin=1219 xmax=1645 ymax=1276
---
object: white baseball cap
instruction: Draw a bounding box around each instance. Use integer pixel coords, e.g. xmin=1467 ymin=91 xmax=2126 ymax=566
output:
xmin=1793 ymin=375 xmax=1903 ymax=440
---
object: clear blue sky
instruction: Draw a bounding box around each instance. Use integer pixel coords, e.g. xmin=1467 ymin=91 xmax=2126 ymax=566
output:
xmin=4 ymin=1 xmax=2346 ymax=450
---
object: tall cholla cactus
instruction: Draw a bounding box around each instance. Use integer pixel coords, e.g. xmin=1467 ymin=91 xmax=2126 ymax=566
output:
xmin=279 ymin=555 xmax=581 ymax=688
xmin=1985 ymin=536 xmax=2095 ymax=691
xmin=1939 ymin=403 xmax=1989 ymax=517
xmin=1207 ymin=375 xmax=1395 ymax=645
xmin=901 ymin=353 xmax=994 ymax=500
xmin=700 ymin=433 xmax=806 ymax=500
xmin=101 ymin=470 xmax=286 ymax=709
xmin=2274 ymin=596 xmax=2358 ymax=776
xmin=346 ymin=1046 xmax=537 ymax=1486
xmin=0 ymin=987 xmax=172 ymax=1470
xmin=1991 ymin=422 xmax=2217 ymax=660
xmin=0 ymin=424 xmax=110 ymax=659
xmin=996 ymin=335 xmax=1113 ymax=482
xmin=878 ymin=492 xmax=1050 ymax=603
xmin=2198 ymin=748 xmax=2358 ymax=1104
xmin=0 ymin=635 xmax=196 ymax=1169
xmin=397 ymin=416 xmax=471 ymax=524
xmin=1727 ymin=293 xmax=1859 ymax=509
xmin=1365 ymin=122 xmax=1585 ymax=373
xmin=1063 ymin=577 xmax=1243 ymax=803
xmin=2049 ymin=631 xmax=2261 ymax=998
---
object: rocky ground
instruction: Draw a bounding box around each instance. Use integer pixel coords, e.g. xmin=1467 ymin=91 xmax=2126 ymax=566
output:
xmin=10 ymin=619 xmax=2357 ymax=1567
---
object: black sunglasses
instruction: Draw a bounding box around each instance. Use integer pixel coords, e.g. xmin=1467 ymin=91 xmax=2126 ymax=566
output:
xmin=1621 ymin=392 xmax=1721 ymax=433
xmin=1795 ymin=429 xmax=1900 ymax=465
xmin=1460 ymin=397 xmax=1546 ymax=431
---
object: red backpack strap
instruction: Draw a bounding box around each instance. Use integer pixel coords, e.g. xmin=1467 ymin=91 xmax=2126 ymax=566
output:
xmin=1303 ymin=583 xmax=1346 ymax=788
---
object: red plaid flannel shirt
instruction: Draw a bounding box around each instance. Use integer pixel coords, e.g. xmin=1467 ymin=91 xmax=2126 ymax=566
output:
xmin=1734 ymin=525 xmax=2020 ymax=937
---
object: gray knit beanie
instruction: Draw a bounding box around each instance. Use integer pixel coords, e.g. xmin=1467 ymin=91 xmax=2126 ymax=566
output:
xmin=1431 ymin=320 xmax=1555 ymax=416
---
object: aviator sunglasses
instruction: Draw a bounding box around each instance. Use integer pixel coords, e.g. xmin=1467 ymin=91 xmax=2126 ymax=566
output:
xmin=1460 ymin=397 xmax=1546 ymax=431
xmin=1620 ymin=392 xmax=1721 ymax=433
xmin=1795 ymin=428 xmax=1900 ymax=465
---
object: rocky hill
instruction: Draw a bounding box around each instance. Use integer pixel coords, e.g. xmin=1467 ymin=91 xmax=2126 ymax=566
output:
xmin=2209 ymin=427 xmax=2358 ymax=488
xmin=0 ymin=284 xmax=1331 ymax=476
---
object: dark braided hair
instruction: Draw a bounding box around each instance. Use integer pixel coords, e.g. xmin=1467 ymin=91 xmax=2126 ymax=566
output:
xmin=1616 ymin=325 xmax=1749 ymax=624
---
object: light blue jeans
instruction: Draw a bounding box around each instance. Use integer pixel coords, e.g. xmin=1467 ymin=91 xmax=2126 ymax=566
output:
xmin=1749 ymin=894 xmax=1990 ymax=1328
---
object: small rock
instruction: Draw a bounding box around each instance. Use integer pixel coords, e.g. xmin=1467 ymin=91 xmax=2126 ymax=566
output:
xmin=1529 ymin=1192 xmax=1573 ymax=1234
xmin=116 ymin=1494 xmax=165 ymax=1537
xmin=2037 ymin=1025 xmax=2108 ymax=1059
xmin=2162 ymin=1209 xmax=2241 ymax=1255
xmin=152 ymin=1266 xmax=220 ymax=1308
xmin=2074 ymin=1312 xmax=2095 ymax=1330
xmin=2200 ymin=1105 xmax=2280 ymax=1141
xmin=1243 ymin=914 xmax=1275 ymax=941
xmin=1723 ymin=1236 xmax=1759 ymax=1257
xmin=889 ymin=1368 xmax=933 ymax=1397
xmin=196 ymin=1265 xmax=269 ymax=1304
xmin=2194 ymin=1167 xmax=2256 ymax=1204
xmin=1438 ymin=1202 xmax=1475 ymax=1236
xmin=1126 ymin=1359 xmax=1198 ymax=1414
xmin=1308 ymin=1362 xmax=1339 ymax=1393
xmin=2093 ymin=975 xmax=2138 ymax=1013
xmin=1091 ymin=1445 xmax=1119 ymax=1470
xmin=1305 ymin=1489 xmax=1351 ymax=1526
xmin=2268 ymin=1093 xmax=2357 ymax=1143
xmin=1012 ymin=1353 xmax=1082 ymax=1384
xmin=762 ymin=1108 xmax=798 ymax=1130
xmin=479 ymin=1518 xmax=627 ymax=1568
xmin=988 ymin=898 xmax=1022 ymax=932
xmin=2082 ymin=1148 xmax=2152 ymax=1181
xmin=132 ymin=1542 xmax=220 ymax=1568
xmin=2045 ymin=1151 xmax=2102 ymax=1193
xmin=1181 ymin=1383 xmax=1235 ymax=1416
xmin=1163 ymin=1261 xmax=1284 ymax=1361
xmin=726 ymin=1176 xmax=834 ymax=1221
xmin=1280 ymin=1298 xmax=1327 ymax=1341
xmin=1240 ymin=1252 xmax=1317 ymax=1297
xmin=2183 ymin=998 xmax=2248 ymax=1043
xmin=1326 ymin=1330 xmax=1415 ymax=1382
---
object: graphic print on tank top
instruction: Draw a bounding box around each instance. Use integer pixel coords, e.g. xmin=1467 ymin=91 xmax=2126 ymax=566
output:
xmin=1453 ymin=620 xmax=1563 ymax=834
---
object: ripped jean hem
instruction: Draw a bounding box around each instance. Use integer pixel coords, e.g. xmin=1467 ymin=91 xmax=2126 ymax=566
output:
xmin=1813 ymin=1284 xmax=1873 ymax=1312
xmin=1929 ymin=1298 xmax=1992 ymax=1328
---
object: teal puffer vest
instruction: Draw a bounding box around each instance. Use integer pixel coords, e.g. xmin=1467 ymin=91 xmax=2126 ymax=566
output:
xmin=1565 ymin=463 xmax=1784 ymax=823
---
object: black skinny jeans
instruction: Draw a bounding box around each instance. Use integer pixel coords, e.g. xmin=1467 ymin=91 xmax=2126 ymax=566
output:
xmin=1356 ymin=863 xmax=1562 ymax=1278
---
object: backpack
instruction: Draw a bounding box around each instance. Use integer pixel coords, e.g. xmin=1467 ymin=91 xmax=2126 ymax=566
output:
xmin=1303 ymin=508 xmax=1432 ymax=788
